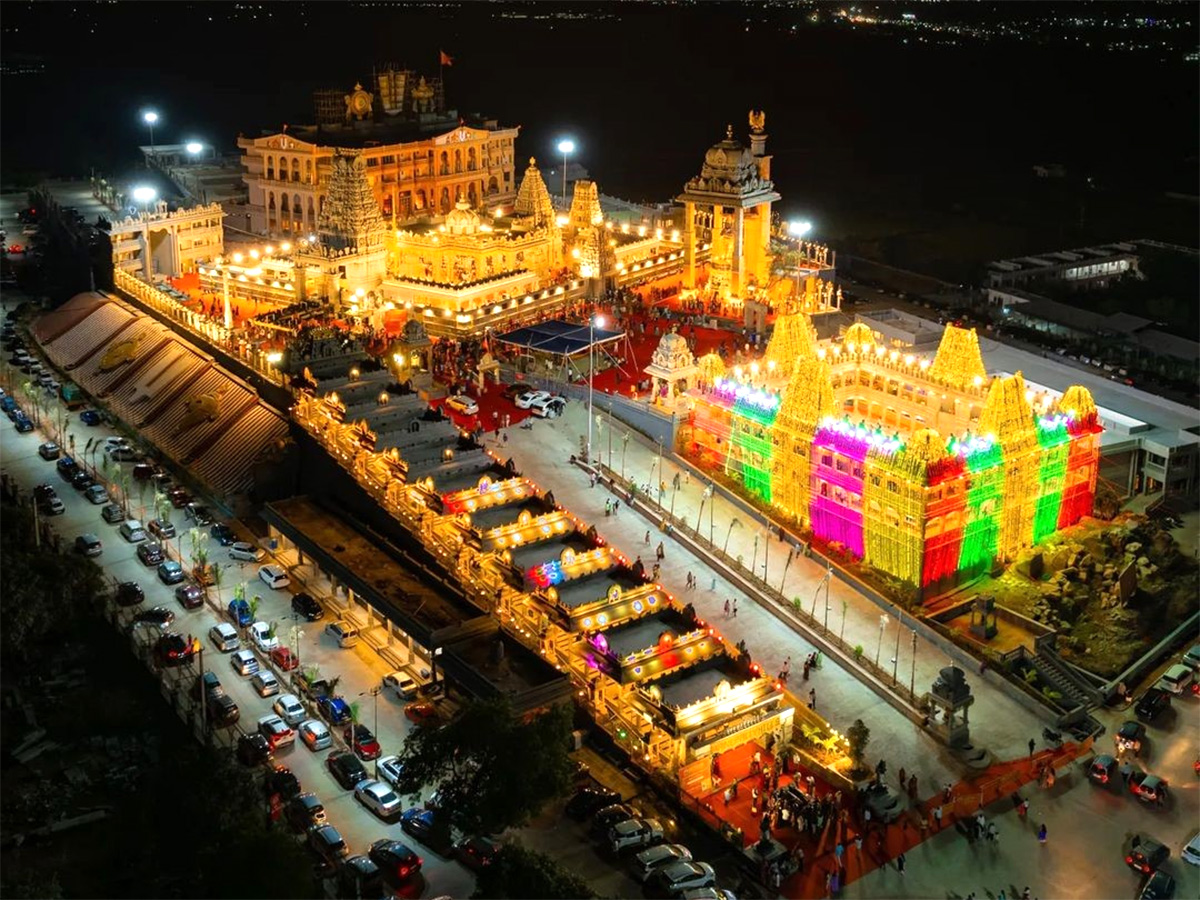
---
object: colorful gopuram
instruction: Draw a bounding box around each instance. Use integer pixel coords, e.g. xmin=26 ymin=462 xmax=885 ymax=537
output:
xmin=690 ymin=316 xmax=1103 ymax=594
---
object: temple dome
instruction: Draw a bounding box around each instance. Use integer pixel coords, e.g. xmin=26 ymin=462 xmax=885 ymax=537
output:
xmin=445 ymin=200 xmax=481 ymax=235
xmin=843 ymin=322 xmax=876 ymax=350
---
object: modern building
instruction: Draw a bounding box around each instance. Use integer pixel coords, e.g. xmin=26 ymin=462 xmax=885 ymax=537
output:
xmin=108 ymin=201 xmax=225 ymax=279
xmin=237 ymin=77 xmax=519 ymax=236
xmin=986 ymin=242 xmax=1140 ymax=291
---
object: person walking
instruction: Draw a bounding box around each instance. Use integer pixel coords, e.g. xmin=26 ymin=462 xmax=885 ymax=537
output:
xmin=732 ymin=599 xmax=738 ymax=618
xmin=724 ymin=598 xmax=731 ymax=618
xmin=656 ymin=541 xmax=665 ymax=561
xmin=644 ymin=530 xmax=651 ymax=545
xmin=834 ymin=842 xmax=844 ymax=869
xmin=808 ymin=688 xmax=816 ymax=709
xmin=1028 ymin=737 xmax=1036 ymax=758
xmin=898 ymin=767 xmax=907 ymax=791
xmin=932 ymin=804 xmax=943 ymax=830
xmin=854 ymin=834 xmax=863 ymax=857
xmin=1037 ymin=822 xmax=1047 ymax=844
xmin=613 ymin=498 xmax=620 ymax=516
xmin=895 ymin=852 xmax=906 ymax=876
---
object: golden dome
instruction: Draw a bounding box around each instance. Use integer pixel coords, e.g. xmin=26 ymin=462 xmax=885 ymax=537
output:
xmin=906 ymin=428 xmax=947 ymax=465
xmin=445 ymin=199 xmax=481 ymax=235
xmin=843 ymin=322 xmax=876 ymax=349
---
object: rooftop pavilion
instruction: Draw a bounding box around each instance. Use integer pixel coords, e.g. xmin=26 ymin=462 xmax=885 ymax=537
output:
xmin=583 ymin=607 xmax=727 ymax=685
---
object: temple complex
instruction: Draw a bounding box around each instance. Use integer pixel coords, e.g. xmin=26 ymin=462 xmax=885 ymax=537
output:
xmin=688 ymin=319 xmax=1103 ymax=595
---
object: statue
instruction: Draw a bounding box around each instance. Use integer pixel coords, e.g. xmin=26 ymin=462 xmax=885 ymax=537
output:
xmin=749 ymin=110 xmax=766 ymax=133
xmin=412 ymin=76 xmax=435 ymax=114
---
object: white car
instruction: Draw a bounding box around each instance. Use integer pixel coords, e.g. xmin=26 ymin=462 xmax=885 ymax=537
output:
xmin=650 ymin=862 xmax=716 ymax=896
xmin=1184 ymin=645 xmax=1200 ymax=671
xmin=383 ymin=670 xmax=418 ymax=699
xmin=1156 ymin=664 xmax=1195 ymax=694
xmin=529 ymin=395 xmax=566 ymax=419
xmin=257 ymin=713 xmax=295 ymax=749
xmin=250 ymin=670 xmax=280 ymax=698
xmin=633 ymin=844 xmax=692 ymax=883
xmin=209 ymin=623 xmax=240 ymax=653
xmin=515 ymin=390 xmax=550 ymax=410
xmin=354 ymin=779 xmax=403 ymax=819
xmin=445 ymin=395 xmax=479 ymax=416
xmin=119 ymin=519 xmax=147 ymax=543
xmin=1183 ymin=830 xmax=1200 ymax=866
xmin=258 ymin=564 xmax=290 ymax=590
xmin=377 ymin=754 xmax=405 ymax=789
xmin=610 ymin=817 xmax=664 ymax=853
xmin=250 ymin=621 xmax=280 ymax=652
xmin=273 ymin=693 xmax=306 ymax=726
xmin=229 ymin=541 xmax=264 ymax=562
xmin=298 ymin=718 xmax=331 ymax=751
xmin=325 ymin=620 xmax=359 ymax=648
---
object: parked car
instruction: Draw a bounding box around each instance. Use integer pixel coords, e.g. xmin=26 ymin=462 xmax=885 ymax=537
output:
xmin=13 ymin=415 xmax=34 ymax=433
xmin=118 ymin=519 xmax=147 ymax=543
xmin=250 ymin=621 xmax=280 ymax=652
xmin=147 ymin=518 xmax=176 ymax=539
xmin=258 ymin=564 xmax=290 ymax=590
xmin=609 ymin=817 xmax=664 ymax=854
xmin=155 ymin=632 xmax=198 ymax=667
xmin=37 ymin=441 xmax=60 ymax=460
xmin=355 ymin=779 xmax=403 ymax=819
xmin=207 ymin=691 xmax=241 ymax=727
xmin=307 ymin=824 xmax=349 ymax=869
xmin=1088 ymin=754 xmax=1118 ymax=786
xmin=337 ymin=856 xmax=384 ymax=899
xmin=1130 ymin=772 xmax=1169 ymax=805
xmin=634 ymin=844 xmax=692 ymax=883
xmin=567 ymin=786 xmax=623 ymax=819
xmin=285 ymin=792 xmax=326 ymax=832
xmin=298 ymin=719 xmax=332 ymax=751
xmin=1139 ymin=870 xmax=1175 ymax=900
xmin=383 ymin=670 xmax=418 ymax=699
xmin=229 ymin=541 xmax=264 ymax=562
xmin=1127 ymin=835 xmax=1170 ymax=874
xmin=230 ymin=649 xmax=260 ymax=676
xmin=80 ymin=409 xmax=102 ymax=426
xmin=343 ymin=723 xmax=381 ymax=760
xmin=236 ymin=732 xmax=271 ymax=767
xmin=136 ymin=540 xmax=165 ymax=566
xmin=85 ymin=484 xmax=110 ymax=505
xmin=98 ymin=502 xmax=124 ymax=524
xmin=74 ymin=532 xmax=102 ymax=556
xmin=71 ymin=470 xmax=94 ymax=491
xmin=132 ymin=606 xmax=175 ymax=629
xmin=1182 ymin=831 xmax=1200 ymax=867
xmin=325 ymin=620 xmax=359 ymax=648
xmin=209 ymin=623 xmax=240 ymax=652
xmin=648 ymin=861 xmax=716 ymax=896
xmin=264 ymin=765 xmax=301 ymax=802
xmin=175 ymin=583 xmax=204 ymax=609
xmin=368 ymin=838 xmax=423 ymax=884
xmin=251 ymin=670 xmax=280 ymax=698
xmin=404 ymin=701 xmax=440 ymax=727
xmin=157 ymin=560 xmax=185 ymax=585
xmin=317 ymin=695 xmax=352 ymax=726
xmin=131 ymin=462 xmax=156 ymax=481
xmin=1116 ymin=721 xmax=1146 ymax=755
xmin=273 ymin=694 xmax=306 ymax=727
xmin=529 ymin=395 xmax=566 ymax=418
xmin=445 ymin=394 xmax=480 ymax=416
xmin=452 ymin=835 xmax=500 ymax=872
xmin=184 ymin=503 xmax=213 ymax=526
xmin=257 ymin=714 xmax=295 ymax=750
xmin=210 ymin=522 xmax=236 ymax=545
xmin=592 ymin=803 xmax=638 ymax=837
xmin=39 ymin=495 xmax=65 ymax=516
xmin=1135 ymin=687 xmax=1172 ymax=724
xmin=270 ymin=646 xmax=299 ymax=671
xmin=228 ymin=598 xmax=252 ymax=626
xmin=291 ymin=592 xmax=324 ymax=621
xmin=377 ymin=755 xmax=405 ymax=788
xmin=114 ymin=581 xmax=144 ymax=607
xmin=1156 ymin=664 xmax=1194 ymax=695
xmin=515 ymin=390 xmax=549 ymax=410
xmin=326 ymin=750 xmax=367 ymax=789
xmin=400 ymin=807 xmax=452 ymax=853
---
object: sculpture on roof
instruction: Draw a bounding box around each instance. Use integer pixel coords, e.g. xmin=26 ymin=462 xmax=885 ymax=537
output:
xmin=99 ymin=336 xmax=142 ymax=372
xmin=749 ymin=110 xmax=766 ymax=133
xmin=176 ymin=385 xmax=229 ymax=435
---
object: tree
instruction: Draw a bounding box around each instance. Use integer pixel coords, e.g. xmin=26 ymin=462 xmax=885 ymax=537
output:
xmin=393 ymin=698 xmax=574 ymax=836
xmin=846 ymin=718 xmax=871 ymax=778
xmin=471 ymin=843 xmax=594 ymax=900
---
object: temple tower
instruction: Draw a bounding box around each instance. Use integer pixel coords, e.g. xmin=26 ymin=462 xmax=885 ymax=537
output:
xmin=677 ymin=112 xmax=780 ymax=303
xmin=769 ymin=354 xmax=833 ymax=525
xmin=513 ymin=158 xmax=556 ymax=228
xmin=979 ymin=372 xmax=1040 ymax=560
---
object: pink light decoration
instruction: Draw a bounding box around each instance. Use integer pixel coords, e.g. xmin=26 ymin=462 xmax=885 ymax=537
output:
xmin=810 ymin=495 xmax=864 ymax=556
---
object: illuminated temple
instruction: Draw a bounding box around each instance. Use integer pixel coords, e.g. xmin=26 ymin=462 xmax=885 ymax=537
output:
xmin=688 ymin=316 xmax=1103 ymax=594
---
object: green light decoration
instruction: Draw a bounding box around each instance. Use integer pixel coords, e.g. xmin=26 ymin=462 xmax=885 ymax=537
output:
xmin=1032 ymin=418 xmax=1070 ymax=544
xmin=725 ymin=397 xmax=779 ymax=502
xmin=957 ymin=439 xmax=1004 ymax=577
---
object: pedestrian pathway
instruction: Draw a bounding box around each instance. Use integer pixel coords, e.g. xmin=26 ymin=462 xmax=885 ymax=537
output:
xmin=502 ymin=402 xmax=1052 ymax=800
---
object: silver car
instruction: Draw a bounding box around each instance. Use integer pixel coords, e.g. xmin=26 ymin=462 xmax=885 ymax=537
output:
xmin=272 ymin=693 xmax=306 ymax=727
xmin=230 ymin=649 xmax=259 ymax=676
xmin=251 ymin=670 xmax=280 ymax=698
xmin=354 ymin=779 xmax=403 ymax=819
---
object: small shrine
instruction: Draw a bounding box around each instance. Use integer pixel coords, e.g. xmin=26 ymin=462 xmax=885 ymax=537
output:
xmin=644 ymin=331 xmax=697 ymax=406
xmin=394 ymin=317 xmax=433 ymax=390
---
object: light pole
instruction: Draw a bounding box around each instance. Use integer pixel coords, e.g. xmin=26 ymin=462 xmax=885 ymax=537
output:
xmin=586 ymin=313 xmax=604 ymax=464
xmin=696 ymin=484 xmax=712 ymax=535
xmin=142 ymin=110 xmax=159 ymax=167
xmin=876 ymin=614 xmax=889 ymax=667
xmin=723 ymin=517 xmax=742 ymax=556
xmin=780 ymin=546 xmax=794 ymax=596
xmin=556 ymin=139 xmax=575 ymax=205
xmin=607 ymin=400 xmax=614 ymax=470
xmin=811 ymin=562 xmax=832 ymax=620
xmin=892 ymin=606 xmax=903 ymax=684
xmin=359 ymin=685 xmax=383 ymax=777
xmin=621 ymin=432 xmax=630 ymax=479
xmin=909 ymin=630 xmax=918 ymax=697
xmin=132 ymin=185 xmax=156 ymax=214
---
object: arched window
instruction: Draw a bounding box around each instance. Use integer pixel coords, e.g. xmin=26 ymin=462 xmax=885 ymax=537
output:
xmin=454 ymin=149 xmax=462 ymax=173
xmin=266 ymin=155 xmax=275 ymax=180
xmin=294 ymin=194 xmax=302 ymax=219
xmin=416 ymin=188 xmax=426 ymax=210
xmin=439 ymin=187 xmax=450 ymax=212
xmin=267 ymin=192 xmax=277 ymax=229
xmin=439 ymin=151 xmax=449 ymax=176
xmin=467 ymin=183 xmax=478 ymax=206
xmin=487 ymin=176 xmax=499 ymax=195
xmin=305 ymin=159 xmax=314 ymax=183
xmin=467 ymin=147 xmax=477 ymax=171
xmin=307 ymin=197 xmax=316 ymax=225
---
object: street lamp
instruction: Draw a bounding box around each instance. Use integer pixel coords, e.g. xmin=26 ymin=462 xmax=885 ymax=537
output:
xmin=556 ymin=138 xmax=575 ymax=205
xmin=185 ymin=140 xmax=204 ymax=160
xmin=892 ymin=606 xmax=903 ymax=684
xmin=142 ymin=110 xmax=159 ymax=166
xmin=132 ymin=185 xmax=156 ymax=213
xmin=876 ymin=614 xmax=889 ymax=667
xmin=359 ymin=685 xmax=383 ymax=777
xmin=587 ymin=314 xmax=604 ymax=464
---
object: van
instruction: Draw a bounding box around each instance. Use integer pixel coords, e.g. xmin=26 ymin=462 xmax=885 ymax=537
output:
xmin=208 ymin=622 xmax=240 ymax=653
xmin=324 ymin=620 xmax=360 ymax=648
xmin=1156 ymin=664 xmax=1194 ymax=695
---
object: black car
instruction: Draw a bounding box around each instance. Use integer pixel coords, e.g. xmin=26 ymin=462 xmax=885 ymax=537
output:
xmin=452 ymin=835 xmax=499 ymax=872
xmin=57 ymin=457 xmax=79 ymax=481
xmin=136 ymin=541 xmax=165 ymax=566
xmin=1139 ymin=870 xmax=1175 ymax=900
xmin=1127 ymin=835 xmax=1169 ymax=874
xmin=326 ymin=750 xmax=367 ymax=789
xmin=114 ymin=581 xmax=145 ymax=607
xmin=71 ymin=470 xmax=94 ymax=491
xmin=1135 ymin=687 xmax=1171 ymax=724
xmin=291 ymin=592 xmax=325 ymax=621
xmin=285 ymin=792 xmax=326 ymax=833
xmin=132 ymin=605 xmax=175 ymax=628
xmin=236 ymin=732 xmax=271 ymax=767
xmin=566 ymin=786 xmax=622 ymax=819
xmin=308 ymin=824 xmax=349 ymax=870
xmin=369 ymin=839 xmax=423 ymax=884
xmin=154 ymin=632 xmax=196 ymax=667
xmin=210 ymin=523 xmax=236 ymax=545
xmin=185 ymin=503 xmax=213 ymax=526
xmin=33 ymin=483 xmax=56 ymax=501
xmin=206 ymin=691 xmax=240 ymax=727
xmin=336 ymin=855 xmax=384 ymax=899
xmin=265 ymin=765 xmax=302 ymax=801
xmin=591 ymin=803 xmax=637 ymax=836
xmin=174 ymin=584 xmax=204 ymax=609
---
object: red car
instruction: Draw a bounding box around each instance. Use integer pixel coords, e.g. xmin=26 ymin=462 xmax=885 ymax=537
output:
xmin=155 ymin=633 xmax=198 ymax=667
xmin=404 ymin=702 xmax=440 ymax=727
xmin=169 ymin=488 xmax=193 ymax=509
xmin=270 ymin=646 xmax=299 ymax=671
xmin=343 ymin=724 xmax=381 ymax=760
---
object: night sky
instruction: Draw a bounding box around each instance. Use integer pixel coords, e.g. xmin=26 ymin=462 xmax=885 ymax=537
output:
xmin=2 ymin=1 xmax=1196 ymax=214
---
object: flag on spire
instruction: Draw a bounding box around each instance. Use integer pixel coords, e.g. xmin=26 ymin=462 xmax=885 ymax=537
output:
xmin=439 ymin=50 xmax=454 ymax=67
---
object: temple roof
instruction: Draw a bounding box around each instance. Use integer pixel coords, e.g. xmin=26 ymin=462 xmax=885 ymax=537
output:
xmin=763 ymin=311 xmax=818 ymax=378
xmin=980 ymin=372 xmax=1037 ymax=445
xmin=928 ymin=324 xmax=987 ymax=389
xmin=774 ymin=355 xmax=834 ymax=431
xmin=842 ymin=322 xmax=876 ymax=350
xmin=677 ymin=125 xmax=780 ymax=207
xmin=513 ymin=157 xmax=556 ymax=227
xmin=318 ymin=152 xmax=386 ymax=251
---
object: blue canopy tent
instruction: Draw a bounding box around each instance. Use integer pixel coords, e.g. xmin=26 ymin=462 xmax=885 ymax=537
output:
xmin=493 ymin=319 xmax=631 ymax=381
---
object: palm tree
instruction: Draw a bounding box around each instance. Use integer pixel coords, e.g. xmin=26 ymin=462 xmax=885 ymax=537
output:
xmin=266 ymin=620 xmax=278 ymax=643
xmin=348 ymin=701 xmax=362 ymax=725
xmin=210 ymin=562 xmax=226 ymax=604
xmin=247 ymin=594 xmax=261 ymax=622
